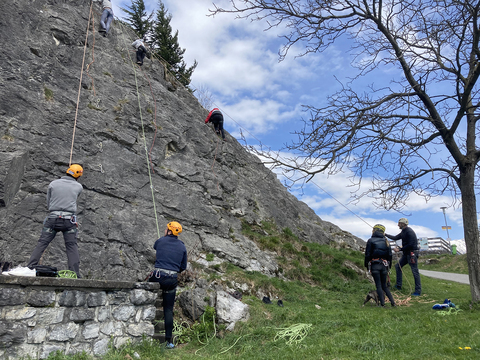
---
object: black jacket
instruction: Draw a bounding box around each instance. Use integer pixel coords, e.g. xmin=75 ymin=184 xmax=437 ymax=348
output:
xmin=385 ymin=226 xmax=418 ymax=253
xmin=364 ymin=230 xmax=393 ymax=268
xmin=209 ymin=111 xmax=223 ymax=125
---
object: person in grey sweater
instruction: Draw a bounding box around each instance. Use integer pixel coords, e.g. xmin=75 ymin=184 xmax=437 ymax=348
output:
xmin=27 ymin=164 xmax=84 ymax=278
xmin=132 ymin=38 xmax=147 ymax=65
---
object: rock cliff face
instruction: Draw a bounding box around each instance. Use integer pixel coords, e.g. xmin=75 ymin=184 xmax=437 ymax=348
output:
xmin=0 ymin=0 xmax=364 ymax=281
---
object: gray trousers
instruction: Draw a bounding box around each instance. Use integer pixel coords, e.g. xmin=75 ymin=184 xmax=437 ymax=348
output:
xmin=100 ymin=8 xmax=114 ymax=34
xmin=28 ymin=217 xmax=80 ymax=277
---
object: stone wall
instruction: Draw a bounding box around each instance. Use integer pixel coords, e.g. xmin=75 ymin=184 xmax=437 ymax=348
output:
xmin=0 ymin=276 xmax=160 ymax=359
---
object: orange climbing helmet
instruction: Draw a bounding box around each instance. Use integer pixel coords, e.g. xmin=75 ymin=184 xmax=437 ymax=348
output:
xmin=66 ymin=164 xmax=83 ymax=178
xmin=167 ymin=221 xmax=182 ymax=236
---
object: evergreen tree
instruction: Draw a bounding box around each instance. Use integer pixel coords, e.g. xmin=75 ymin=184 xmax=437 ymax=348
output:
xmin=120 ymin=0 xmax=153 ymax=39
xmin=152 ymin=1 xmax=197 ymax=88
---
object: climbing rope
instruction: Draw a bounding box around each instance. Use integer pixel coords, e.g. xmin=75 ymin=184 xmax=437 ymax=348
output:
xmin=85 ymin=6 xmax=97 ymax=97
xmin=58 ymin=270 xmax=78 ymax=279
xmin=138 ymin=66 xmax=159 ymax=174
xmin=274 ymin=323 xmax=312 ymax=346
xmin=69 ymin=0 xmax=94 ymax=166
xmin=118 ymin=20 xmax=160 ymax=238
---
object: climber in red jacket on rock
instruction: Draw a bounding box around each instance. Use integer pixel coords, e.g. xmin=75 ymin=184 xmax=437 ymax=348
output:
xmin=205 ymin=108 xmax=225 ymax=141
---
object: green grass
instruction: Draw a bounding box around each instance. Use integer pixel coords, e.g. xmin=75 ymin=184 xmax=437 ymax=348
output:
xmin=419 ymin=253 xmax=468 ymax=274
xmin=43 ymin=223 xmax=479 ymax=360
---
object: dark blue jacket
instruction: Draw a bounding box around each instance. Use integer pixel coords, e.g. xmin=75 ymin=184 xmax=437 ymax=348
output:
xmin=153 ymin=235 xmax=187 ymax=272
xmin=385 ymin=226 xmax=418 ymax=253
xmin=364 ymin=230 xmax=392 ymax=268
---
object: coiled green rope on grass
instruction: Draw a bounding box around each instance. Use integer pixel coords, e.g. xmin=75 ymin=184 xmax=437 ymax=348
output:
xmin=435 ymin=307 xmax=462 ymax=316
xmin=274 ymin=323 xmax=312 ymax=346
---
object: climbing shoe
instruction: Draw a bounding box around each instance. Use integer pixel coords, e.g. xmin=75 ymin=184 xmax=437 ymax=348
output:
xmin=165 ymin=342 xmax=175 ymax=349
xmin=411 ymin=292 xmax=421 ymax=296
xmin=394 ymin=285 xmax=402 ymax=291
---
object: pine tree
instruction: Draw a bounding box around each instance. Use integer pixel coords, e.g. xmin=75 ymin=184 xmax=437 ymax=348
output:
xmin=152 ymin=1 xmax=197 ymax=88
xmin=120 ymin=0 xmax=153 ymax=39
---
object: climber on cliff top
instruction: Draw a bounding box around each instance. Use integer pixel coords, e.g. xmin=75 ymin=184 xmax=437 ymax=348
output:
xmin=99 ymin=0 xmax=114 ymax=37
xmin=205 ymin=108 xmax=226 ymax=141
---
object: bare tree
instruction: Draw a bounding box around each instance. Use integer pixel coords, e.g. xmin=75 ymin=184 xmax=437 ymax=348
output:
xmin=194 ymin=84 xmax=215 ymax=110
xmin=211 ymin=1 xmax=480 ymax=301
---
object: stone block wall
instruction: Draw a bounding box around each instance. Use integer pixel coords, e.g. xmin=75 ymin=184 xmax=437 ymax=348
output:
xmin=0 ymin=276 xmax=160 ymax=359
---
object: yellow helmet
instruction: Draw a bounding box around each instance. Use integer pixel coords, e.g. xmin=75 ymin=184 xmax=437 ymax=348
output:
xmin=66 ymin=164 xmax=83 ymax=178
xmin=167 ymin=221 xmax=182 ymax=236
xmin=373 ymin=224 xmax=386 ymax=233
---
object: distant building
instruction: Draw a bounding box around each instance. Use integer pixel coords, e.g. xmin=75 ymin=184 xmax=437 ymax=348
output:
xmin=388 ymin=236 xmax=460 ymax=254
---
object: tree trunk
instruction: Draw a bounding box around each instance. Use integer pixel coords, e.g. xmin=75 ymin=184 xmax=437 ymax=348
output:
xmin=460 ymin=163 xmax=480 ymax=302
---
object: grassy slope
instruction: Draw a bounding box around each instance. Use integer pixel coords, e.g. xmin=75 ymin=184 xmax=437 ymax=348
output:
xmin=46 ymin=223 xmax=479 ymax=360
xmin=418 ymin=253 xmax=469 ymax=274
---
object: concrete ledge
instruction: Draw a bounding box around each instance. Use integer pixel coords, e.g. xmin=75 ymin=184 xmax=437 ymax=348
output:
xmin=0 ymin=275 xmax=159 ymax=290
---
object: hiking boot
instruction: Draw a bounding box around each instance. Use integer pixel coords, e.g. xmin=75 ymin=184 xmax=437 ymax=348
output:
xmin=411 ymin=292 xmax=421 ymax=296
xmin=394 ymin=285 xmax=402 ymax=291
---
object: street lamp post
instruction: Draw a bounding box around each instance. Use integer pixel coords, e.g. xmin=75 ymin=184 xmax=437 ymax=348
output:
xmin=440 ymin=206 xmax=451 ymax=239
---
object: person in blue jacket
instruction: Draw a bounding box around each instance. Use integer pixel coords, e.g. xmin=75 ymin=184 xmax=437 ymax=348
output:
xmin=385 ymin=217 xmax=422 ymax=296
xmin=365 ymin=224 xmax=396 ymax=307
xmin=148 ymin=221 xmax=187 ymax=349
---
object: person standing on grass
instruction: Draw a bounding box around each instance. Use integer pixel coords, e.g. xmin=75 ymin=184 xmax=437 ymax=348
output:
xmin=365 ymin=224 xmax=396 ymax=307
xmin=385 ymin=217 xmax=422 ymax=296
xmin=148 ymin=221 xmax=187 ymax=349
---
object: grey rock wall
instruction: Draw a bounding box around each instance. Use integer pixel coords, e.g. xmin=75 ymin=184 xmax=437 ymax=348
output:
xmin=0 ymin=0 xmax=364 ymax=281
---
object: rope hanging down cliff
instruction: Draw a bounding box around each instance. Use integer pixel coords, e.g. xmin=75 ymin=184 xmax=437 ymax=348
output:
xmin=70 ymin=1 xmax=94 ymax=167
xmin=118 ymin=20 xmax=161 ymax=238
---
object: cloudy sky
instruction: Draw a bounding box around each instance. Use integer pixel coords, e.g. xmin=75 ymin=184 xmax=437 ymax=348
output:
xmin=112 ymin=0 xmax=471 ymax=245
